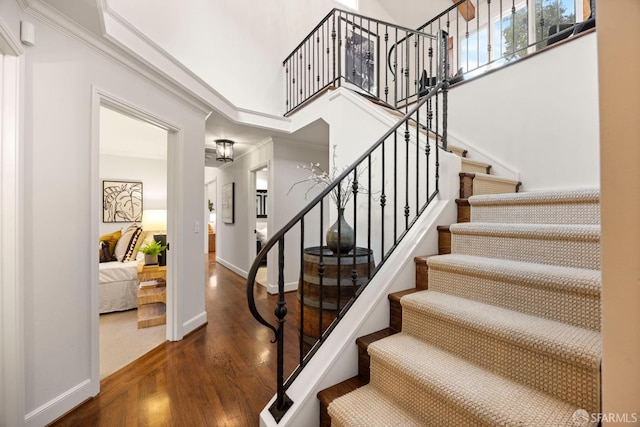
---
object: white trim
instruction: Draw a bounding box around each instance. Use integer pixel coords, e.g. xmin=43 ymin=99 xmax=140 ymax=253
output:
xmin=248 ymin=161 xmax=270 ymax=268
xmin=445 ymin=129 xmax=521 ymax=182
xmin=99 ymin=3 xmax=291 ymax=130
xmin=214 ymin=256 xmax=248 ymax=279
xmin=0 ymin=16 xmax=24 ymax=56
xmin=182 ymin=311 xmax=207 ymax=334
xmin=0 ymin=17 xmax=25 ymax=426
xmin=24 ymin=380 xmax=91 ymax=427
xmin=90 ymin=86 xmax=185 ymax=392
xmin=18 ymin=0 xmax=211 ymax=116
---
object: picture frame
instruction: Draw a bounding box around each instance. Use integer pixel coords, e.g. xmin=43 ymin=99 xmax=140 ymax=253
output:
xmin=102 ymin=180 xmax=143 ymax=223
xmin=340 ymin=17 xmax=379 ymax=98
xmin=222 ymin=182 xmax=235 ymax=224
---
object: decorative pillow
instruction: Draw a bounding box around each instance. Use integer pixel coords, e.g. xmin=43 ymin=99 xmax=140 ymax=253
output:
xmin=99 ymin=241 xmax=112 ymax=263
xmin=98 ymin=229 xmax=121 ymax=259
xmin=130 ymin=230 xmax=147 ymax=260
xmin=113 ymin=224 xmax=142 ymax=262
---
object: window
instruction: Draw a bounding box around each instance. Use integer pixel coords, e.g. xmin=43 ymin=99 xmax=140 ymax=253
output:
xmin=455 ymin=0 xmax=577 ymax=75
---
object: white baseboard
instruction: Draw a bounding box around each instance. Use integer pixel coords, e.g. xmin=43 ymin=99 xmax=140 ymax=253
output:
xmin=182 ymin=311 xmax=207 ymax=337
xmin=215 ymin=257 xmax=248 ymax=278
xmin=266 ymin=280 xmax=298 ymax=295
xmin=25 ymin=379 xmax=94 ymax=427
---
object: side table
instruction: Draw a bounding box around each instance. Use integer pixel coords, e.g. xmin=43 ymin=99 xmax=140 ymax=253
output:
xmin=137 ymin=262 xmax=167 ymax=329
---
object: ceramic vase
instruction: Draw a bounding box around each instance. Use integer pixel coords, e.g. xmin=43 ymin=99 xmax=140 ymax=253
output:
xmin=326 ymin=208 xmax=355 ymax=254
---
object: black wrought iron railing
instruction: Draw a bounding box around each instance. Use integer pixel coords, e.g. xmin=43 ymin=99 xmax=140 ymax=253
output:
xmin=406 ymin=0 xmax=595 ymax=83
xmin=248 ymin=25 xmax=449 ymax=420
xmin=283 ymin=9 xmax=442 ymax=115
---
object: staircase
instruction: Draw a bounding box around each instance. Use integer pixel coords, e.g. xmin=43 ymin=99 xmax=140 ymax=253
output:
xmin=318 ymin=149 xmax=601 ymax=425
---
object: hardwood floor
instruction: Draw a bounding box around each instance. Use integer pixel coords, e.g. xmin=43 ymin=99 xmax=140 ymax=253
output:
xmin=49 ymin=253 xmax=299 ymax=427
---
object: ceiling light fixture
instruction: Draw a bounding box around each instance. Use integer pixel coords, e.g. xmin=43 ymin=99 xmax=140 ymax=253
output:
xmin=215 ymin=139 xmax=234 ymax=163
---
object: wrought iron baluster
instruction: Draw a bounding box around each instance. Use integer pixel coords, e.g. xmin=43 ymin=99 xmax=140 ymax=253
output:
xmin=367 ymin=154 xmax=372 ymax=279
xmin=393 ymin=131 xmax=398 ymax=244
xmin=318 ymin=199 xmax=325 ymax=347
xmin=384 ymin=26 xmax=389 ymax=103
xmin=352 ymin=169 xmax=358 ymax=289
xmin=268 ymin=237 xmax=293 ymax=422
xmin=404 ymin=124 xmax=410 ymax=230
xmin=331 ymin=13 xmax=337 ymax=87
xmin=488 ymin=0 xmax=492 ymax=63
xmin=299 ymin=218 xmax=305 ymax=362
xmin=381 ymin=139 xmax=386 ymax=255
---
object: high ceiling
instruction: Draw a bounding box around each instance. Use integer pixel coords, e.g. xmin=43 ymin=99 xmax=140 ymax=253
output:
xmin=35 ymin=0 xmax=446 ymax=164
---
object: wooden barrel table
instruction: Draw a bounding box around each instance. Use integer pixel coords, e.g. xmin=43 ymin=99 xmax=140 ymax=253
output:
xmin=296 ymin=246 xmax=375 ymax=352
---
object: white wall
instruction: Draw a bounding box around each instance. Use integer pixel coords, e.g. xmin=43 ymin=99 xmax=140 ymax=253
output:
xmin=105 ymin=0 xmax=396 ymax=115
xmin=448 ymin=32 xmax=600 ymax=191
xmin=99 ymin=154 xmax=167 ymax=236
xmin=2 ymin=4 xmax=208 ymax=425
xmin=214 ymin=138 xmax=329 ymax=292
xmin=270 ymin=138 xmax=329 ymax=292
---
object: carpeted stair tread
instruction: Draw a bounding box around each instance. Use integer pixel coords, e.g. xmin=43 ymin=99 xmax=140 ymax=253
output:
xmin=428 ymin=254 xmax=601 ymax=296
xmin=426 ymin=254 xmax=601 ymax=330
xmin=469 ymin=187 xmax=599 ymax=206
xmin=401 ymin=291 xmax=601 ymax=370
xmin=328 ymin=382 xmax=425 ymax=427
xmin=462 ymin=171 xmax=520 ymax=185
xmin=459 ymin=172 xmax=521 ymax=197
xmin=469 ymin=188 xmax=600 ymax=224
xmin=333 ymin=333 xmax=581 ymax=426
xmin=448 ymin=144 xmax=467 ymax=157
xmin=450 ymin=222 xmax=600 ymax=269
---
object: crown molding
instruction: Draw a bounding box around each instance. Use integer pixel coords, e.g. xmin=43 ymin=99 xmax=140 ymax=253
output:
xmin=0 ymin=14 xmax=24 ymax=56
xmin=17 ymin=0 xmax=297 ymax=133
xmin=17 ymin=0 xmax=211 ymax=115
xmin=99 ymin=4 xmax=292 ymax=132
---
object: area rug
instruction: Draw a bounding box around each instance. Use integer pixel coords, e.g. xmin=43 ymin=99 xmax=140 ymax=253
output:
xmin=99 ymin=309 xmax=166 ymax=379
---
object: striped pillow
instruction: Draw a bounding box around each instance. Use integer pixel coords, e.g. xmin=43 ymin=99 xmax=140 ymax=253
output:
xmin=113 ymin=224 xmax=143 ymax=262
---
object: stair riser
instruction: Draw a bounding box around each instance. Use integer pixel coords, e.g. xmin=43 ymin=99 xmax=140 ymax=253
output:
xmin=428 ymin=267 xmax=601 ymax=330
xmin=471 ymin=203 xmax=600 ymax=225
xmin=401 ymin=306 xmax=600 ymax=412
xmin=437 ymin=227 xmax=451 ymax=254
xmin=451 ymin=233 xmax=600 ymax=270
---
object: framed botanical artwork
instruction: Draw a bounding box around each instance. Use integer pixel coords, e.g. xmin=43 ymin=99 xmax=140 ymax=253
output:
xmin=222 ymin=182 xmax=235 ymax=224
xmin=103 ymin=180 xmax=143 ymax=223
xmin=340 ymin=17 xmax=379 ymax=98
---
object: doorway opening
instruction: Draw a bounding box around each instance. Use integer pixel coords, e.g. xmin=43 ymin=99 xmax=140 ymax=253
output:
xmin=97 ymin=105 xmax=168 ymax=380
xmin=252 ymin=165 xmax=269 ymax=287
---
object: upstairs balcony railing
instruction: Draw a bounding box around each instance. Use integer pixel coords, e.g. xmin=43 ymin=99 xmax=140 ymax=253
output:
xmin=409 ymin=0 xmax=595 ymax=82
xmin=249 ymin=28 xmax=450 ymax=422
xmin=283 ymin=9 xmax=441 ymax=115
